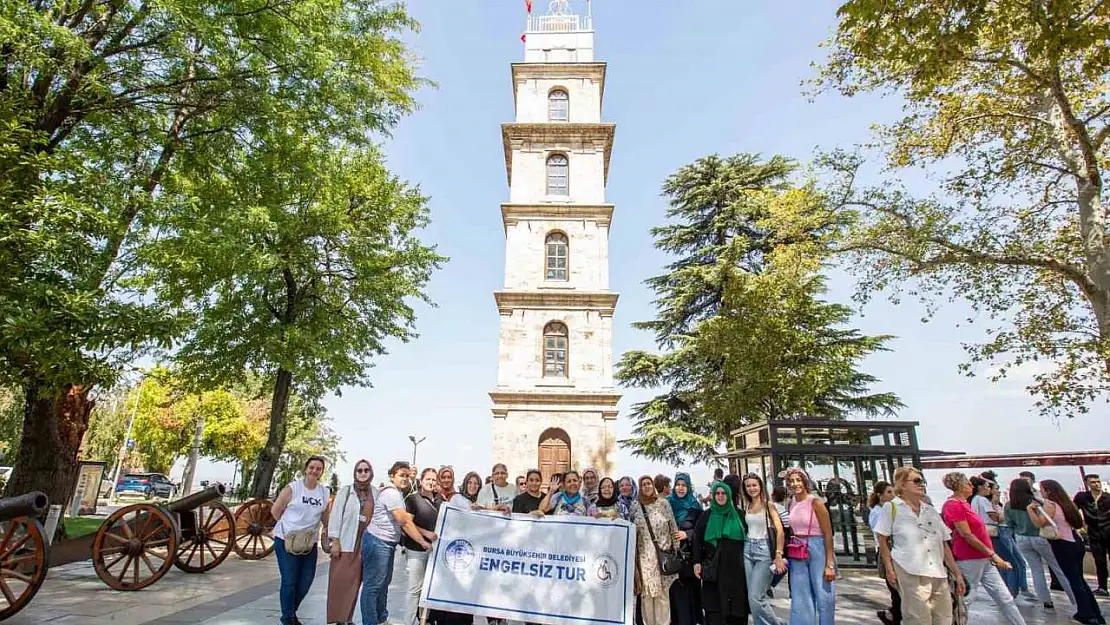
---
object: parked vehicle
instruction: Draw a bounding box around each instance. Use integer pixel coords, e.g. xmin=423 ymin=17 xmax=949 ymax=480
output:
xmin=116 ymin=473 xmax=176 ymax=499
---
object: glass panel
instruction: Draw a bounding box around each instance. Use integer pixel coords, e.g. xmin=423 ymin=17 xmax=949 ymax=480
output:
xmin=870 ymin=429 xmax=886 ymax=446
xmin=548 ymin=90 xmax=569 ymax=121
xmin=546 ymin=155 xmax=569 ymax=195
xmin=774 ymin=427 xmax=798 ymax=446
xmin=800 ymin=427 xmax=832 ymax=446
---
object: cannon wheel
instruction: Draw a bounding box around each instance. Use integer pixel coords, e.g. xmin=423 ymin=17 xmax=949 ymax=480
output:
xmin=174 ymin=501 xmax=234 ymax=573
xmin=232 ymin=499 xmax=275 ymax=560
xmin=93 ymin=504 xmax=177 ymax=591
xmin=0 ymin=517 xmax=48 ymax=621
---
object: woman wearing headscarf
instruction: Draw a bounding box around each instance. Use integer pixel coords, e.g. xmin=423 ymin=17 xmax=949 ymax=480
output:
xmin=325 ymin=460 xmax=374 ymax=625
xmin=595 ymin=477 xmax=622 ymax=519
xmin=634 ymin=475 xmax=681 ymax=625
xmin=667 ymin=473 xmax=703 ymax=625
xmin=548 ymin=471 xmax=598 ymax=516
xmin=618 ymin=476 xmax=638 ymax=521
xmin=582 ymin=467 xmax=601 ymax=504
xmin=692 ymin=481 xmax=750 ymax=625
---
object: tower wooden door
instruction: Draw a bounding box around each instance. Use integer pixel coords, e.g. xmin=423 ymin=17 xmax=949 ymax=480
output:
xmin=538 ymin=428 xmax=571 ymax=486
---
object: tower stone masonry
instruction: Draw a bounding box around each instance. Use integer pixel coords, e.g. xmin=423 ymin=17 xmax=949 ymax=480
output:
xmin=490 ymin=2 xmax=620 ymax=483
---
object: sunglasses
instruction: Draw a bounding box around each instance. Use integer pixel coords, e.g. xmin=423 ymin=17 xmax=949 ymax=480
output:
xmin=356 ymin=468 xmax=372 ymax=474
xmin=911 ymin=477 xmax=926 ymax=486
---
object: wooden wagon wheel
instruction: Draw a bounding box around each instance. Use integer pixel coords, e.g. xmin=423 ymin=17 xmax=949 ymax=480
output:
xmin=0 ymin=517 xmax=48 ymax=621
xmin=93 ymin=504 xmax=177 ymax=591
xmin=233 ymin=499 xmax=275 ymax=560
xmin=174 ymin=501 xmax=234 ymax=573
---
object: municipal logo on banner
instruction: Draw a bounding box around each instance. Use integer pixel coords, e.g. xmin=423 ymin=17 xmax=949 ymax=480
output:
xmin=444 ymin=539 xmax=476 ymax=570
xmin=421 ymin=508 xmax=636 ymax=625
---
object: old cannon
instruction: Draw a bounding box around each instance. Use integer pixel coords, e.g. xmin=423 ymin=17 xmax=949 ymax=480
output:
xmin=91 ymin=485 xmax=234 ymax=590
xmin=231 ymin=498 xmax=276 ymax=560
xmin=0 ymin=492 xmax=49 ymax=622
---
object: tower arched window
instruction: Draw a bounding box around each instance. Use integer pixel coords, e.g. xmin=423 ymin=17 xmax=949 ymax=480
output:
xmin=545 ymin=232 xmax=568 ymax=281
xmin=543 ymin=322 xmax=568 ymax=378
xmin=548 ymin=89 xmax=569 ymax=122
xmin=546 ymin=154 xmax=568 ymax=196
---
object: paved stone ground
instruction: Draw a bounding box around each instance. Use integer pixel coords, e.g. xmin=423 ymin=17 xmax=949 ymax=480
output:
xmin=10 ymin=551 xmax=1109 ymax=624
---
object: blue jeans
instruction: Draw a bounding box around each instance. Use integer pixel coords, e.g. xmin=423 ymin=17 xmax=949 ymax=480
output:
xmin=787 ymin=536 xmax=835 ymax=625
xmin=992 ymin=526 xmax=1022 ymax=596
xmin=273 ymin=537 xmax=318 ymax=620
xmin=745 ymin=539 xmax=783 ymax=625
xmin=361 ymin=533 xmax=397 ymax=625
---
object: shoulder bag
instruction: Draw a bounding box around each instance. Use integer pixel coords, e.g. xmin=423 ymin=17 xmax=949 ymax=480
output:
xmin=638 ymin=502 xmax=683 ymax=575
xmin=1036 ymin=504 xmax=1060 ymax=540
xmin=284 ymin=483 xmax=322 ymax=555
xmin=785 ymin=497 xmax=813 ymax=560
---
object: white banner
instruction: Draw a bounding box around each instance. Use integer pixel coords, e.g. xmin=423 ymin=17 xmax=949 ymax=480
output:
xmin=420 ymin=506 xmax=636 ymax=625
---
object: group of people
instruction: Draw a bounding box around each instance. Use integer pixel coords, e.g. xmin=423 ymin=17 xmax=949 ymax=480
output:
xmin=263 ymin=456 xmax=1108 ymax=625
xmin=264 ymin=457 xmax=840 ymax=625
xmin=867 ymin=467 xmax=1108 ymax=625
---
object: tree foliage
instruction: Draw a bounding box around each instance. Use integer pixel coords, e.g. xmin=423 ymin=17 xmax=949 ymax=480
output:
xmin=816 ymin=0 xmax=1110 ymax=417
xmin=153 ymin=120 xmax=443 ymax=496
xmin=617 ymin=154 xmax=902 ymax=464
xmin=0 ymin=0 xmax=427 ymax=502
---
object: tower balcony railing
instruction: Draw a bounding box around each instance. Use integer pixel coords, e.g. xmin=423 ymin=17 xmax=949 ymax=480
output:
xmin=527 ymin=14 xmax=592 ymax=33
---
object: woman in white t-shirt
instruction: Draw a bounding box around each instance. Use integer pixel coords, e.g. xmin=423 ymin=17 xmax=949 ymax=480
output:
xmin=271 ymin=455 xmax=331 ymax=625
xmin=475 ymin=463 xmax=515 ymax=513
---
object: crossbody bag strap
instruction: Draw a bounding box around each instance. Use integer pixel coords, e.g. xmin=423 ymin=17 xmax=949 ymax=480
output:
xmin=639 ymin=502 xmax=665 ymax=550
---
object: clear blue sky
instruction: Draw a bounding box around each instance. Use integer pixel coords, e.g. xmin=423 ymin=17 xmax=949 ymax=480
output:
xmin=193 ymin=0 xmax=1108 ymax=496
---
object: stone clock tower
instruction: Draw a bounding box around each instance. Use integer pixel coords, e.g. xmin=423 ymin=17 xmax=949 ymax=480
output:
xmin=490 ymin=0 xmax=620 ymax=482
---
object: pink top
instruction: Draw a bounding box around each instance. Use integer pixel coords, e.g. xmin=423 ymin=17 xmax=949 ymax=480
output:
xmin=788 ymin=496 xmax=821 ymax=537
xmin=1047 ymin=502 xmax=1076 ymax=542
xmin=942 ymin=498 xmax=992 ymax=561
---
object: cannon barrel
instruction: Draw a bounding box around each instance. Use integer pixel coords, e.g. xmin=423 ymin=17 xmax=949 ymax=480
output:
xmin=0 ymin=492 xmax=49 ymax=522
xmin=167 ymin=484 xmax=226 ymax=514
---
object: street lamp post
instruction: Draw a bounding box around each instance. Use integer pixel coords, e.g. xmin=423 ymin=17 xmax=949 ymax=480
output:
xmin=408 ymin=435 xmax=426 ymax=469
xmin=110 ymin=376 xmax=146 ymax=495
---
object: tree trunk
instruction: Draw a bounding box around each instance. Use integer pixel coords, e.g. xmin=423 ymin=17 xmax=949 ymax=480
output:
xmin=3 ymin=382 xmax=95 ymax=518
xmin=249 ymin=367 xmax=293 ymax=499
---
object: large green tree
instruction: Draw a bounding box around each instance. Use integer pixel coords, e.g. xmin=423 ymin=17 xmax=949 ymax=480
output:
xmin=816 ymin=0 xmax=1110 ymax=417
xmin=154 ymin=127 xmax=442 ymax=497
xmin=617 ymin=154 xmax=901 ymax=463
xmin=0 ymin=0 xmax=423 ymax=504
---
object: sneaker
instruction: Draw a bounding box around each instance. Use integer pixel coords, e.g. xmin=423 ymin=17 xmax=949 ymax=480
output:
xmin=1044 ymin=602 xmax=1054 ymax=609
xmin=1096 ymin=588 xmax=1109 ymax=597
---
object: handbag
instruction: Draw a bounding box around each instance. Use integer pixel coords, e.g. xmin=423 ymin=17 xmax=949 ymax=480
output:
xmin=638 ymin=502 xmax=683 ymax=575
xmin=285 ymin=524 xmax=319 ymax=555
xmin=785 ymin=498 xmax=814 ymax=560
xmin=1035 ymin=504 xmax=1060 ymax=540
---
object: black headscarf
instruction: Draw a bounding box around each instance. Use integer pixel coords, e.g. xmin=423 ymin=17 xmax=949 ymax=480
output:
xmin=596 ymin=477 xmax=619 ymax=508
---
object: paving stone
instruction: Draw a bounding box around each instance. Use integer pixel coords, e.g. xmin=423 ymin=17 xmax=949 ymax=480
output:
xmin=9 ymin=549 xmax=1108 ymax=624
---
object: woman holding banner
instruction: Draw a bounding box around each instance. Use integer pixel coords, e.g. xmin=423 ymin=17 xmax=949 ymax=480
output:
xmin=692 ymin=481 xmax=750 ymax=625
xmin=404 ymin=468 xmax=444 ymax=625
xmin=635 ymin=475 xmax=681 ymax=625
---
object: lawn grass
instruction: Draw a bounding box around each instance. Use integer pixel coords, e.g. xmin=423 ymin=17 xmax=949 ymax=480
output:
xmin=63 ymin=516 xmax=103 ymax=539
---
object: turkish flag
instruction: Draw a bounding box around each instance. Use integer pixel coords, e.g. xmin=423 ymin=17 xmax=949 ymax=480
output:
xmin=521 ymin=33 xmax=527 ymax=42
xmin=525 ymin=0 xmax=532 ymax=12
